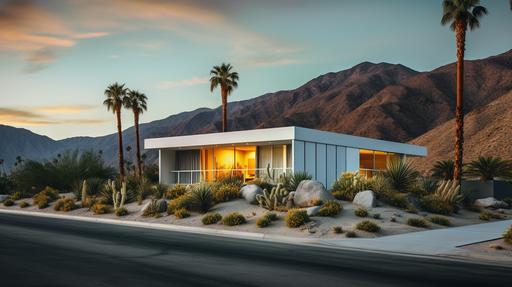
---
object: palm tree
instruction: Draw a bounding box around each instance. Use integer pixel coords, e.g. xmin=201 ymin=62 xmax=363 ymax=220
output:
xmin=430 ymin=159 xmax=455 ymax=180
xmin=125 ymin=90 xmax=147 ymax=178
xmin=103 ymin=82 xmax=128 ymax=181
xmin=210 ymin=63 xmax=239 ymax=132
xmin=464 ymin=156 xmax=512 ymax=181
xmin=441 ymin=0 xmax=487 ymax=182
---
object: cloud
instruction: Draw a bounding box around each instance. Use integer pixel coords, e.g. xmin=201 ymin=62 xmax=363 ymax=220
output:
xmin=157 ymin=76 xmax=209 ymax=89
xmin=246 ymin=58 xmax=302 ymax=67
xmin=0 ymin=106 xmax=106 ymax=126
xmin=72 ymin=32 xmax=109 ymax=39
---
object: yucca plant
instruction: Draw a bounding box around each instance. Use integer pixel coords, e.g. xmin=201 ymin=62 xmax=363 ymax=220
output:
xmin=464 ymin=156 xmax=512 ymax=181
xmin=433 ymin=180 xmax=463 ymax=205
xmin=189 ymin=184 xmax=214 ymax=213
xmin=430 ymin=160 xmax=454 ymax=180
xmin=280 ymin=171 xmax=312 ymax=192
xmin=383 ymin=159 xmax=420 ymax=192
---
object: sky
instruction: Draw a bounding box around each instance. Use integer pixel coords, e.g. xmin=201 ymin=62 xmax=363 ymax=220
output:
xmin=0 ymin=0 xmax=511 ymax=140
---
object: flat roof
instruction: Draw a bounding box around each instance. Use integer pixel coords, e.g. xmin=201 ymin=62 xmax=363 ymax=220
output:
xmin=144 ymin=126 xmax=427 ymax=156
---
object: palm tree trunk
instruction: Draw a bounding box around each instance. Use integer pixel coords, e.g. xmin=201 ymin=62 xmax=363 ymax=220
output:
xmin=116 ymin=107 xmax=125 ymax=181
xmin=453 ymin=20 xmax=466 ymax=182
xmin=134 ymin=111 xmax=142 ymax=178
xmin=221 ymin=87 xmax=228 ymax=132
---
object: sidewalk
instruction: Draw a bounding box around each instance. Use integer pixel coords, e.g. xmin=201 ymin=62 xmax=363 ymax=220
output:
xmin=320 ymin=219 xmax=512 ymax=257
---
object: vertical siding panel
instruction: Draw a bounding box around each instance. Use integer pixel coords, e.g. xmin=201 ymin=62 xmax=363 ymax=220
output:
xmin=292 ymin=140 xmax=305 ymax=172
xmin=346 ymin=148 xmax=360 ymax=172
xmin=336 ymin=146 xmax=347 ymax=178
xmin=316 ymin=143 xmax=327 ymax=187
xmin=305 ymin=142 xmax=316 ymax=177
xmin=326 ymin=145 xmax=337 ymax=189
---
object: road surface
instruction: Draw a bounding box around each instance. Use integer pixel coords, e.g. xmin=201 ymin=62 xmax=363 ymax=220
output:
xmin=0 ymin=213 xmax=510 ymax=286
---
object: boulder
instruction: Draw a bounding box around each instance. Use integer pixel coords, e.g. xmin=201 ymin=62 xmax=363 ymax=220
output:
xmin=474 ymin=197 xmax=509 ymax=209
xmin=240 ymin=184 xmax=263 ymax=204
xmin=353 ymin=190 xmax=376 ymax=209
xmin=0 ymin=195 xmax=9 ymax=202
xmin=293 ymin=180 xmax=334 ymax=207
xmin=156 ymin=199 xmax=168 ymax=212
xmin=306 ymin=206 xmax=321 ymax=216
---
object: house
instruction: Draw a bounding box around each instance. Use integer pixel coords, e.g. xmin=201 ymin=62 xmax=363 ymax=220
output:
xmin=144 ymin=126 xmax=427 ymax=188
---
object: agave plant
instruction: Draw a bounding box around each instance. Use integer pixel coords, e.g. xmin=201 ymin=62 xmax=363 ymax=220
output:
xmin=430 ymin=160 xmax=454 ymax=180
xmin=433 ymin=180 xmax=463 ymax=205
xmin=280 ymin=171 xmax=312 ymax=192
xmin=383 ymin=159 xmax=420 ymax=192
xmin=464 ymin=156 xmax=512 ymax=181
xmin=189 ymin=184 xmax=214 ymax=213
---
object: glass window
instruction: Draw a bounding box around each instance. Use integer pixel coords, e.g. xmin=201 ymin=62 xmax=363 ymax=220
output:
xmin=235 ymin=146 xmax=256 ymax=180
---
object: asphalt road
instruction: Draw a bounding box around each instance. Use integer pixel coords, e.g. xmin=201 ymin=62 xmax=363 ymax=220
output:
xmin=0 ymin=214 xmax=510 ymax=287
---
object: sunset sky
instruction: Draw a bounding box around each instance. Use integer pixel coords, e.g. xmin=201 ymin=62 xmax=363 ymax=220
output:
xmin=1 ymin=0 xmax=511 ymax=139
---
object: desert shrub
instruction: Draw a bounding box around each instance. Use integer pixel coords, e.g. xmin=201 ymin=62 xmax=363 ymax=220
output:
xmin=414 ymin=178 xmax=438 ymax=196
xmin=143 ymin=163 xmax=159 ymax=184
xmin=280 ymin=171 xmax=312 ymax=192
xmin=143 ymin=199 xmax=164 ymax=217
xmin=317 ymin=200 xmax=342 ymax=217
xmin=264 ymin=212 xmax=278 ymax=221
xmin=256 ymin=216 xmax=271 ymax=228
xmin=151 ymin=184 xmax=168 ymax=199
xmin=503 ymin=197 xmax=512 ymax=206
xmin=189 ymin=184 xmax=214 ymax=213
xmin=0 ymin=174 xmax=15 ymax=195
xmin=356 ymin=220 xmax=380 ymax=233
xmin=311 ymin=199 xmax=323 ymax=206
xmin=464 ymin=156 xmax=512 ymax=181
xmin=407 ymin=218 xmax=428 ymax=228
xmin=167 ymin=194 xmax=192 ymax=214
xmin=420 ymin=195 xmax=455 ymax=215
xmin=174 ymin=208 xmax=190 ymax=219
xmin=91 ymin=203 xmax=111 ymax=214
xmin=430 ymin=160 xmax=454 ymax=180
xmin=372 ymin=213 xmax=381 ymax=219
xmin=378 ymin=190 xmax=409 ymax=209
xmin=33 ymin=187 xmax=60 ymax=209
xmin=216 ymin=174 xmax=244 ymax=188
xmin=405 ymin=205 xmax=418 ymax=214
xmin=429 ymin=216 xmax=451 ymax=226
xmin=285 ymin=209 xmax=310 ymax=228
xmin=247 ymin=178 xmax=273 ymax=191
xmin=3 ymin=198 xmax=14 ymax=206
xmin=222 ymin=212 xmax=246 ymax=226
xmin=354 ymin=208 xmax=368 ymax=217
xmin=332 ymin=226 xmax=344 ymax=234
xmin=369 ymin=175 xmax=391 ymax=194
xmin=331 ymin=172 xmax=370 ymax=201
xmin=53 ymin=198 xmax=78 ymax=212
xmin=504 ymin=225 xmax=512 ymax=244
xmin=346 ymin=231 xmax=357 ymax=237
xmin=383 ymin=159 xmax=420 ymax=192
xmin=115 ymin=207 xmax=128 ymax=216
xmin=165 ymin=184 xmax=188 ymax=200
xmin=479 ymin=210 xmax=503 ymax=221
xmin=10 ymin=191 xmax=21 ymax=200
xmin=212 ymin=183 xmax=240 ymax=203
xmin=202 ymin=212 xmax=222 ymax=225
xmin=19 ymin=201 xmax=30 ymax=208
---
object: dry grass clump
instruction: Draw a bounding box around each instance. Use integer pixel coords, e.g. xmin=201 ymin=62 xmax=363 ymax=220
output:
xmin=356 ymin=220 xmax=380 ymax=233
xmin=19 ymin=201 xmax=30 ymax=208
xmin=212 ymin=183 xmax=240 ymax=203
xmin=332 ymin=226 xmax=343 ymax=234
xmin=285 ymin=209 xmax=310 ymax=228
xmin=354 ymin=208 xmax=368 ymax=217
xmin=115 ymin=207 xmax=128 ymax=216
xmin=503 ymin=225 xmax=512 ymax=244
xmin=202 ymin=212 xmax=222 ymax=225
xmin=165 ymin=184 xmax=188 ymax=200
xmin=53 ymin=198 xmax=78 ymax=212
xmin=33 ymin=187 xmax=60 ymax=209
xmin=91 ymin=202 xmax=111 ymax=214
xmin=2 ymin=198 xmax=14 ymax=206
xmin=429 ymin=216 xmax=451 ymax=226
xmin=407 ymin=218 xmax=428 ymax=228
xmin=317 ymin=200 xmax=342 ymax=217
xmin=222 ymin=212 xmax=246 ymax=226
xmin=479 ymin=210 xmax=503 ymax=221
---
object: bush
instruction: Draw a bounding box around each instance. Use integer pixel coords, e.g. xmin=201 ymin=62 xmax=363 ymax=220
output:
xmin=346 ymin=231 xmax=357 ymax=237
xmin=19 ymin=201 xmax=30 ymax=208
xmin=167 ymin=194 xmax=192 ymax=215
xmin=10 ymin=191 xmax=21 ymax=200
xmin=407 ymin=218 xmax=428 ymax=228
xmin=372 ymin=213 xmax=381 ymax=219
xmin=420 ymin=195 xmax=455 ymax=215
xmin=247 ymin=178 xmax=273 ymax=191
xmin=383 ymin=159 xmax=419 ymax=192
xmin=429 ymin=216 xmax=451 ymax=226
xmin=504 ymin=225 xmax=512 ymax=244
xmin=216 ymin=174 xmax=244 ymax=188
xmin=503 ymin=197 xmax=512 ymax=206
xmin=53 ymin=198 xmax=78 ymax=212
xmin=332 ymin=226 xmax=343 ymax=234
xmin=354 ymin=208 xmax=368 ymax=217
xmin=318 ymin=200 xmax=342 ymax=217
xmin=264 ymin=212 xmax=278 ymax=221
xmin=479 ymin=210 xmax=502 ymax=221
xmin=202 ymin=212 xmax=222 ymax=225
xmin=143 ymin=199 xmax=163 ymax=217
xmin=165 ymin=184 xmax=188 ymax=200
xmin=378 ymin=191 xmax=409 ymax=209
xmin=3 ymin=198 xmax=14 ymax=206
xmin=33 ymin=187 xmax=60 ymax=209
xmin=91 ymin=203 xmax=111 ymax=214
xmin=212 ymin=183 xmax=240 ymax=203
xmin=285 ymin=209 xmax=310 ymax=228
xmin=189 ymin=184 xmax=214 ymax=213
xmin=331 ymin=172 xmax=370 ymax=201
xmin=356 ymin=220 xmax=380 ymax=233
xmin=280 ymin=171 xmax=312 ymax=192
xmin=115 ymin=207 xmax=128 ymax=216
xmin=222 ymin=212 xmax=246 ymax=226
xmin=174 ymin=208 xmax=190 ymax=219
xmin=256 ymin=216 xmax=271 ymax=228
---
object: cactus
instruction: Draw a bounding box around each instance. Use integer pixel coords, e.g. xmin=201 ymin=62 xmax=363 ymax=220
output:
xmin=81 ymin=179 xmax=87 ymax=202
xmin=255 ymin=183 xmax=289 ymax=210
xmin=109 ymin=179 xmax=127 ymax=210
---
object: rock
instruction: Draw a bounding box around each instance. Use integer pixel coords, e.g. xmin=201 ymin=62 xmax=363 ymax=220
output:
xmin=306 ymin=206 xmax=321 ymax=216
xmin=294 ymin=180 xmax=334 ymax=207
xmin=474 ymin=197 xmax=509 ymax=209
xmin=240 ymin=184 xmax=263 ymax=204
xmin=0 ymin=195 xmax=9 ymax=202
xmin=353 ymin=190 xmax=376 ymax=209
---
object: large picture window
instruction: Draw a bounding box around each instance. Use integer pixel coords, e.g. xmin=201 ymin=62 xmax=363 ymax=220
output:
xmin=359 ymin=149 xmax=399 ymax=177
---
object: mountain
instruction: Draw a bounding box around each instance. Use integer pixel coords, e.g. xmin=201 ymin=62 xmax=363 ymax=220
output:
xmin=409 ymin=91 xmax=512 ymax=173
xmin=1 ymin=49 xmax=511 ymax=171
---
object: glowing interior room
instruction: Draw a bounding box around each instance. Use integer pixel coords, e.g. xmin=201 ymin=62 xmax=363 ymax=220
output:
xmin=144 ymin=126 xmax=427 ymax=188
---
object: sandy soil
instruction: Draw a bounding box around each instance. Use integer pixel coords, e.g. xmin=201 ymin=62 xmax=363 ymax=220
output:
xmin=2 ymin=194 xmax=511 ymax=239
xmin=460 ymin=239 xmax=512 ymax=262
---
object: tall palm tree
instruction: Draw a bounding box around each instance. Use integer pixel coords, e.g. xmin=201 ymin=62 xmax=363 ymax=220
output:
xmin=441 ymin=0 xmax=487 ymax=182
xmin=125 ymin=90 xmax=147 ymax=178
xmin=103 ymin=82 xmax=129 ymax=181
xmin=210 ymin=63 xmax=239 ymax=132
